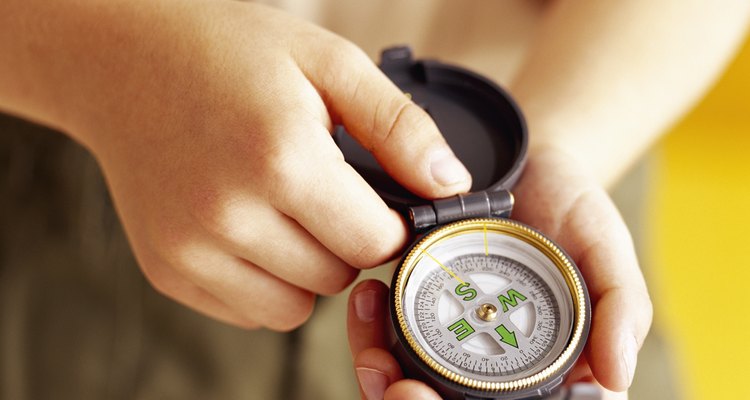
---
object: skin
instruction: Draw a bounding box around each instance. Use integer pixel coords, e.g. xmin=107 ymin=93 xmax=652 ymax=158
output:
xmin=349 ymin=148 xmax=643 ymax=399
xmin=0 ymin=0 xmax=471 ymax=330
xmin=1 ymin=0 xmax=749 ymax=398
xmin=347 ymin=1 xmax=750 ymax=399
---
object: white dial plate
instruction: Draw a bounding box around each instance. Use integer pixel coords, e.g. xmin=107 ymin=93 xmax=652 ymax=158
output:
xmin=401 ymin=230 xmax=574 ymax=381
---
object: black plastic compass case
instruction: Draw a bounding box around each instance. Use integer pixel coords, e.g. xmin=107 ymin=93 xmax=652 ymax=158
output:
xmin=334 ymin=47 xmax=592 ymax=400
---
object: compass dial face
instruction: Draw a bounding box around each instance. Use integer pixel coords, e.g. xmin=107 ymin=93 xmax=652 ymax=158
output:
xmin=394 ymin=219 xmax=587 ymax=388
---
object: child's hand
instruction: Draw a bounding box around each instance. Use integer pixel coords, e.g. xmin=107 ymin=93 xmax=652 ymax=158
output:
xmin=65 ymin=1 xmax=471 ymax=330
xmin=347 ymin=145 xmax=652 ymax=398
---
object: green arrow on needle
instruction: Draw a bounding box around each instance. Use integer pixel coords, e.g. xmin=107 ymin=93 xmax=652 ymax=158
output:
xmin=495 ymin=324 xmax=518 ymax=348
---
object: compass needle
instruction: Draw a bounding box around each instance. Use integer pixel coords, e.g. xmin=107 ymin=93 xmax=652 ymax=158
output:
xmin=422 ymin=249 xmax=465 ymax=285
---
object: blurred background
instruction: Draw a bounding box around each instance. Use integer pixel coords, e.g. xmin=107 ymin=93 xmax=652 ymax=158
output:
xmin=0 ymin=4 xmax=748 ymax=398
xmin=640 ymin=31 xmax=750 ymax=399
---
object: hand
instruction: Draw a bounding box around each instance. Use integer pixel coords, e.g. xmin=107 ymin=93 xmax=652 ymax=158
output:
xmin=61 ymin=1 xmax=472 ymax=330
xmin=347 ymin=145 xmax=652 ymax=399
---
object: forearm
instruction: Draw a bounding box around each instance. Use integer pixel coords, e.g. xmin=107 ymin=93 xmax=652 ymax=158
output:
xmin=0 ymin=0 xmax=210 ymax=149
xmin=510 ymin=0 xmax=750 ymax=187
xmin=0 ymin=0 xmax=110 ymax=136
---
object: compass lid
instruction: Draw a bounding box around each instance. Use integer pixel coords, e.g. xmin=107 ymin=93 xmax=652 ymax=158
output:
xmin=334 ymin=46 xmax=528 ymax=212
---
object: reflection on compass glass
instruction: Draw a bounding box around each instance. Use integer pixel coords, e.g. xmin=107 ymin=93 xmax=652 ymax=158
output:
xmin=398 ymin=220 xmax=579 ymax=383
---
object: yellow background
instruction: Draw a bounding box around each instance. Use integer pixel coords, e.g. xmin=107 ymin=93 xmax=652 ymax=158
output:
xmin=650 ymin=35 xmax=750 ymax=398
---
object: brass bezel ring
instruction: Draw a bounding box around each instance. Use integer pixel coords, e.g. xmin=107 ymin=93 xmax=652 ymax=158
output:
xmin=392 ymin=218 xmax=589 ymax=393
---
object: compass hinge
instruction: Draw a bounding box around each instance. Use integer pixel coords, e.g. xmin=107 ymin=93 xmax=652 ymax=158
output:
xmin=409 ymin=190 xmax=514 ymax=231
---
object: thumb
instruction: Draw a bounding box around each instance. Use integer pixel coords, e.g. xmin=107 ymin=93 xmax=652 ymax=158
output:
xmin=296 ymin=40 xmax=472 ymax=199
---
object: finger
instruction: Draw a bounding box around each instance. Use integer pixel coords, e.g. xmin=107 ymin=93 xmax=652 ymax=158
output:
xmin=166 ymin=239 xmax=316 ymax=331
xmin=565 ymin=382 xmax=624 ymax=400
xmin=601 ymin=388 xmax=628 ymax=400
xmin=349 ymin=280 xmax=403 ymax=400
xmin=354 ymin=348 xmax=404 ymax=400
xmin=137 ymin=248 xmax=261 ymax=329
xmin=586 ymin=285 xmax=650 ymax=392
xmin=564 ymin=355 xmax=596 ymax=384
xmin=267 ymin=120 xmax=408 ymax=269
xmin=192 ymin=196 xmax=359 ymax=295
xmin=563 ymin=359 xmax=627 ymax=399
xmin=294 ymin=38 xmax=472 ymax=198
xmin=384 ymin=380 xmax=442 ymax=400
xmin=514 ymin=147 xmax=652 ymax=392
xmin=348 ymin=280 xmax=390 ymax=355
xmin=557 ymin=190 xmax=651 ymax=391
xmin=197 ymin=63 xmax=409 ymax=270
xmin=234 ymin=210 xmax=360 ymax=295
xmin=349 ymin=281 xmax=441 ymax=400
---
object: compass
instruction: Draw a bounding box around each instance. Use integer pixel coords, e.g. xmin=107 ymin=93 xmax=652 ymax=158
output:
xmin=391 ymin=217 xmax=589 ymax=399
xmin=335 ymin=47 xmax=591 ymax=399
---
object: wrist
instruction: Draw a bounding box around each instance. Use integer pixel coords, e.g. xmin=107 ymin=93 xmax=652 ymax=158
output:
xmin=525 ymin=126 xmax=628 ymax=189
xmin=526 ymin=141 xmax=593 ymax=180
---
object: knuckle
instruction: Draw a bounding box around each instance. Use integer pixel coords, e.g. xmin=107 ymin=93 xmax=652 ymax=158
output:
xmin=265 ymin=292 xmax=316 ymax=332
xmin=373 ymin=100 xmax=431 ymax=150
xmin=313 ymin=36 xmax=374 ymax=104
xmin=322 ymin=35 xmax=369 ymax=64
xmin=259 ymin=131 xmax=342 ymax=210
xmin=264 ymin=149 xmax=309 ymax=207
xmin=140 ymin=262 xmax=179 ymax=298
xmin=252 ymin=126 xmax=308 ymax=184
xmin=318 ymin=268 xmax=359 ymax=295
xmin=185 ymin=186 xmax=258 ymax=247
xmin=347 ymin=231 xmax=398 ymax=269
xmin=266 ymin=147 xmax=304 ymax=187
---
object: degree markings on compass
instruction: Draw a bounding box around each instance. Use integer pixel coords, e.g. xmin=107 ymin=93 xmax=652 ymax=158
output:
xmin=422 ymin=250 xmax=465 ymax=284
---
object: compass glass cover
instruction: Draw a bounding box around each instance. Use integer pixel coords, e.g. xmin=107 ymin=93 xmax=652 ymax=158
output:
xmin=397 ymin=220 xmax=577 ymax=383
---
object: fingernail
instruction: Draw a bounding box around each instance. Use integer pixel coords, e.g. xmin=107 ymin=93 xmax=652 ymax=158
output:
xmin=354 ymin=289 xmax=379 ymax=323
xmin=430 ymin=148 xmax=471 ymax=187
xmin=622 ymin=335 xmax=638 ymax=386
xmin=356 ymin=367 xmax=389 ymax=400
xmin=568 ymin=383 xmax=603 ymax=398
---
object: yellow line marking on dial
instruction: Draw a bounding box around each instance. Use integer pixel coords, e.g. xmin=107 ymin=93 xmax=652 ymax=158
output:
xmin=484 ymin=223 xmax=489 ymax=256
xmin=422 ymin=250 xmax=465 ymax=284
